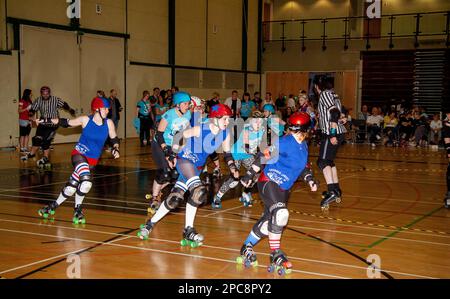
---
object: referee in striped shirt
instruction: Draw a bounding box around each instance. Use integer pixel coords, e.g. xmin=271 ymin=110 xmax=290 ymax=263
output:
xmin=314 ymin=75 xmax=347 ymax=205
xmin=21 ymin=86 xmax=75 ymax=165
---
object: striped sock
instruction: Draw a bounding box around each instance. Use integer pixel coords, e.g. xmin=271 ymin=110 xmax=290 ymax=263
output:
xmin=268 ymin=233 xmax=281 ymax=251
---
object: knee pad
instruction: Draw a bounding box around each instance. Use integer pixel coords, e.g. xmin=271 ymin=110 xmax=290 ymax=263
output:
xmin=187 ymin=182 xmax=207 ymax=207
xmin=164 ymin=187 xmax=185 ymax=210
xmin=170 ymin=168 xmax=179 ymax=180
xmin=32 ymin=136 xmax=43 ymax=147
xmin=156 ymin=169 xmax=171 ymax=184
xmin=62 ymin=178 xmax=79 ymax=198
xmin=77 ymin=175 xmax=92 ymax=196
xmin=269 ymin=207 xmax=289 ymax=234
xmin=253 ymin=220 xmax=269 ymax=238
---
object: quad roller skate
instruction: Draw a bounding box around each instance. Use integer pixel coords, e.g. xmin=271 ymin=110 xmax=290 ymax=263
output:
xmin=38 ymin=201 xmax=59 ymax=219
xmin=320 ymin=190 xmax=341 ymax=211
xmin=211 ymin=195 xmax=222 ymax=209
xmin=236 ymin=243 xmax=258 ymax=268
xmin=267 ymin=249 xmax=292 ymax=276
xmin=445 ymin=192 xmax=450 ymax=209
xmin=180 ymin=226 xmax=204 ymax=248
xmin=148 ymin=199 xmax=161 ymax=215
xmin=137 ymin=221 xmax=154 ymax=240
xmin=37 ymin=156 xmax=52 ymax=170
xmin=72 ymin=205 xmax=86 ymax=225
xmin=239 ymin=192 xmax=253 ymax=207
xmin=20 ymin=153 xmax=35 ymax=162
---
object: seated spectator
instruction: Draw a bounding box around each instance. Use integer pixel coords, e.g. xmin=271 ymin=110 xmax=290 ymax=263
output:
xmin=429 ymin=113 xmax=443 ymax=145
xmin=399 ymin=112 xmax=414 ymax=142
xmin=366 ymin=107 xmax=384 ymax=147
xmin=358 ymin=104 xmax=369 ymax=121
xmin=413 ymin=113 xmax=429 ymax=147
xmin=383 ymin=111 xmax=399 ymax=146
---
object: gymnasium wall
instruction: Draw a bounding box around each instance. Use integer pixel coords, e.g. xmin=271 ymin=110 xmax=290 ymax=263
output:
xmin=0 ymin=0 xmax=261 ymax=146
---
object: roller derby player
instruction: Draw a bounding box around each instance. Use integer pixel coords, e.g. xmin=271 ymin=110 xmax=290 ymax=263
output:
xmin=138 ymin=104 xmax=239 ymax=248
xmin=236 ymin=112 xmax=318 ymax=274
xmin=443 ymin=109 xmax=450 ymax=209
xmin=21 ymin=86 xmax=76 ymax=169
xmin=37 ymin=97 xmax=120 ymax=224
xmin=147 ymin=91 xmax=192 ymax=214
xmin=212 ymin=110 xmax=265 ymax=209
xmin=314 ymin=75 xmax=347 ymax=211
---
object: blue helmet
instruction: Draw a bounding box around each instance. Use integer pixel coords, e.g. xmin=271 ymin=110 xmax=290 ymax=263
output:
xmin=173 ymin=91 xmax=191 ymax=105
xmin=263 ymin=104 xmax=275 ymax=114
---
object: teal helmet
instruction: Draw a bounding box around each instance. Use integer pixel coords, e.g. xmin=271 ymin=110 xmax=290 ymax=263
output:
xmin=173 ymin=91 xmax=191 ymax=105
xmin=263 ymin=104 xmax=275 ymax=114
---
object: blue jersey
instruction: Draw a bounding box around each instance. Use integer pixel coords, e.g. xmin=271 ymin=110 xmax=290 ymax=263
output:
xmin=263 ymin=134 xmax=308 ymax=190
xmin=241 ymin=101 xmax=255 ymax=118
xmin=75 ymin=116 xmax=109 ymax=160
xmin=178 ymin=124 xmax=228 ymax=168
xmin=160 ymin=108 xmax=191 ymax=147
xmin=232 ymin=124 xmax=265 ymax=161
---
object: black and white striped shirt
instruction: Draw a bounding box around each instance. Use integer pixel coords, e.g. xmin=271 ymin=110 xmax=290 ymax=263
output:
xmin=30 ymin=96 xmax=66 ymax=119
xmin=318 ymin=90 xmax=347 ymax=135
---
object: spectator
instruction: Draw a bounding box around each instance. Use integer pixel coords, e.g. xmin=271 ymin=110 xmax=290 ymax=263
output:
xmin=96 ymin=90 xmax=106 ymax=98
xmin=155 ymin=90 xmax=170 ymax=125
xmin=150 ymin=87 xmax=161 ymax=117
xmin=413 ymin=113 xmax=429 ymax=147
xmin=286 ymin=94 xmax=296 ymax=111
xmin=224 ymin=90 xmax=241 ymax=119
xmin=358 ymin=105 xmax=370 ymax=121
xmin=18 ymin=89 xmax=33 ymax=153
xmin=252 ymin=92 xmax=262 ymax=108
xmin=240 ymin=92 xmax=256 ymax=121
xmin=136 ymin=90 xmax=154 ymax=147
xmin=366 ymin=107 xmax=384 ymax=147
xmin=207 ymin=92 xmax=221 ymax=114
xmin=275 ymin=92 xmax=286 ymax=113
xmin=383 ymin=111 xmax=399 ymax=146
xmin=429 ymin=113 xmax=443 ymax=145
xmin=399 ymin=112 xmax=414 ymax=142
xmin=261 ymin=92 xmax=275 ymax=111
xmin=107 ymin=89 xmax=122 ymax=131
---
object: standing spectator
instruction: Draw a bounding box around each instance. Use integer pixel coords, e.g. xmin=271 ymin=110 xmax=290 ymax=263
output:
xmin=224 ymin=90 xmax=241 ymax=119
xmin=275 ymin=92 xmax=286 ymax=113
xmin=314 ymin=75 xmax=347 ymax=209
xmin=366 ymin=107 xmax=384 ymax=147
xmin=240 ymin=92 xmax=256 ymax=121
xmin=155 ymin=90 xmax=170 ymax=125
xmin=261 ymin=92 xmax=275 ymax=111
xmin=413 ymin=113 xmax=429 ymax=147
xmin=253 ymin=92 xmax=262 ymax=108
xmin=286 ymin=94 xmax=296 ymax=111
xmin=150 ymin=87 xmax=161 ymax=117
xmin=18 ymin=89 xmax=33 ymax=153
xmin=207 ymin=92 xmax=221 ymax=114
xmin=20 ymin=86 xmax=76 ymax=167
xmin=429 ymin=113 xmax=443 ymax=145
xmin=136 ymin=90 xmax=154 ymax=147
xmin=107 ymin=89 xmax=122 ymax=132
xmin=358 ymin=105 xmax=370 ymax=121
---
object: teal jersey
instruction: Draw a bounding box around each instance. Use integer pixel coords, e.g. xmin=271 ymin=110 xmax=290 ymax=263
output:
xmin=137 ymin=100 xmax=151 ymax=117
xmin=160 ymin=108 xmax=192 ymax=146
xmin=241 ymin=101 xmax=255 ymax=118
xmin=155 ymin=103 xmax=170 ymax=122
xmin=232 ymin=124 xmax=265 ymax=161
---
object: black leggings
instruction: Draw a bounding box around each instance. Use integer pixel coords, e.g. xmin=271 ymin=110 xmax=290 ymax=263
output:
xmin=252 ymin=180 xmax=289 ymax=237
xmin=139 ymin=117 xmax=152 ymax=144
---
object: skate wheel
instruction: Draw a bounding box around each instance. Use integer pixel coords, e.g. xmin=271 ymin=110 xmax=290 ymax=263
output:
xmin=336 ymin=198 xmax=341 ymax=204
xmin=43 ymin=213 xmax=48 ymax=219
xmin=244 ymin=260 xmax=251 ymax=268
xmin=236 ymin=256 xmax=243 ymax=264
xmin=190 ymin=241 xmax=198 ymax=248
xmin=80 ymin=218 xmax=86 ymax=224
xmin=267 ymin=265 xmax=274 ymax=273
xmin=278 ymin=268 xmax=285 ymax=276
xmin=321 ymin=205 xmax=329 ymax=211
xmin=285 ymin=268 xmax=292 ymax=274
xmin=180 ymin=239 xmax=188 ymax=246
xmin=50 ymin=210 xmax=55 ymax=215
xmin=145 ymin=194 xmax=152 ymax=200
xmin=73 ymin=217 xmax=78 ymax=224
xmin=139 ymin=224 xmax=145 ymax=229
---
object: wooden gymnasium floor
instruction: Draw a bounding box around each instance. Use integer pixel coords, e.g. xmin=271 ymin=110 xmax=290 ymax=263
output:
xmin=0 ymin=139 xmax=449 ymax=279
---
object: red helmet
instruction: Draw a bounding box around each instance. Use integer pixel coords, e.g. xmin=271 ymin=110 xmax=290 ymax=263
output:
xmin=209 ymin=104 xmax=233 ymax=118
xmin=288 ymin=112 xmax=311 ymax=132
xmin=91 ymin=97 xmax=111 ymax=112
